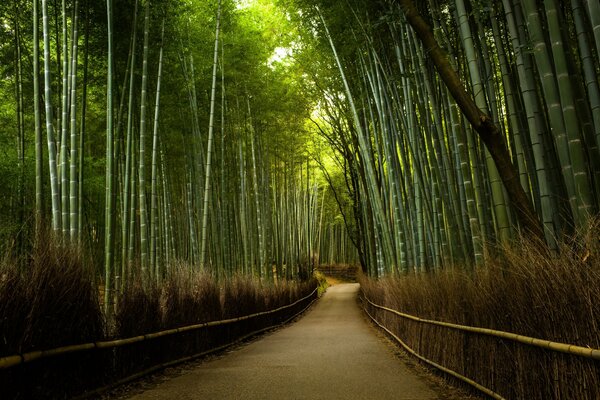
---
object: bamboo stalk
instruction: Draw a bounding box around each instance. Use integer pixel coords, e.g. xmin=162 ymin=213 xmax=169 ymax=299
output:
xmin=396 ymin=0 xmax=544 ymax=241
xmin=200 ymin=0 xmax=222 ymax=268
xmin=41 ymin=0 xmax=61 ymax=232
xmin=104 ymin=0 xmax=115 ymax=317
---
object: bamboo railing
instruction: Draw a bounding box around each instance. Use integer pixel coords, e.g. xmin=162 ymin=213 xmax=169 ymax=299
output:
xmin=0 ymin=287 xmax=318 ymax=370
xmin=362 ymin=295 xmax=600 ymax=360
xmin=361 ymin=293 xmax=600 ymax=399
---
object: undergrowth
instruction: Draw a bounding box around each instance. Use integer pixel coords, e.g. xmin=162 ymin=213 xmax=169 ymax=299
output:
xmin=0 ymin=234 xmax=317 ymax=399
xmin=0 ymin=237 xmax=103 ymax=357
xmin=116 ymin=267 xmax=316 ymax=336
xmin=313 ymin=270 xmax=328 ymax=295
xmin=361 ymin=221 xmax=600 ymax=399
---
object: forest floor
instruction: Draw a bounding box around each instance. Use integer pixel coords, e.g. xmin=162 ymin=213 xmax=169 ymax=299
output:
xmin=104 ymin=283 xmax=474 ymax=400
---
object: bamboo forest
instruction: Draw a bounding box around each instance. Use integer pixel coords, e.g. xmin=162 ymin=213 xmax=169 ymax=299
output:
xmin=1 ymin=0 xmax=600 ymax=399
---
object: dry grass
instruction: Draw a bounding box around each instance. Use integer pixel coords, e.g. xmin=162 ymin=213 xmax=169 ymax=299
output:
xmin=0 ymin=235 xmax=318 ymax=399
xmin=361 ymin=222 xmax=600 ymax=399
xmin=160 ymin=267 xmax=222 ymax=328
xmin=0 ymin=263 xmax=28 ymax=357
xmin=113 ymin=268 xmax=317 ymax=384
xmin=115 ymin=278 xmax=161 ymax=337
xmin=0 ymin=235 xmax=105 ymax=399
xmin=221 ymin=275 xmax=266 ymax=318
xmin=0 ymin=236 xmax=104 ymax=355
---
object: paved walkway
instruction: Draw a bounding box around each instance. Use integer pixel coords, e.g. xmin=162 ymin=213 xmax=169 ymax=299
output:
xmin=126 ymin=284 xmax=441 ymax=400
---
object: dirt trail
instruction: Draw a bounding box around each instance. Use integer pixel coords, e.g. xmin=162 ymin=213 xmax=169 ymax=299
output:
xmin=124 ymin=283 xmax=444 ymax=400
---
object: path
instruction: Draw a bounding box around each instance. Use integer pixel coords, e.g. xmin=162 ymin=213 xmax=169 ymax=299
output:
xmin=125 ymin=284 xmax=442 ymax=400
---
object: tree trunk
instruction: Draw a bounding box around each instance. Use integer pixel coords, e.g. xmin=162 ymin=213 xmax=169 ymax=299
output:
xmin=396 ymin=0 xmax=544 ymax=241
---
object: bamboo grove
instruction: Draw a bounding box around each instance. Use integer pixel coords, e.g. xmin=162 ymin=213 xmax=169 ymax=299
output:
xmin=0 ymin=0 xmax=358 ymax=313
xmin=285 ymin=0 xmax=600 ymax=275
xmin=2 ymin=0 xmax=600 ymax=287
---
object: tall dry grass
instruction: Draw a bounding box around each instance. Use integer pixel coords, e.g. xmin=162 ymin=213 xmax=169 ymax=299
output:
xmin=0 ymin=235 xmax=318 ymax=399
xmin=361 ymin=222 xmax=600 ymax=399
xmin=113 ymin=268 xmax=317 ymax=381
xmin=114 ymin=267 xmax=316 ymax=335
xmin=160 ymin=267 xmax=222 ymax=328
xmin=0 ymin=237 xmax=104 ymax=356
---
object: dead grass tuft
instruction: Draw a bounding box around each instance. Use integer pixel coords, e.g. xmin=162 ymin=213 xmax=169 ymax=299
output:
xmin=0 ymin=236 xmax=104 ymax=355
xmin=160 ymin=265 xmax=221 ymax=328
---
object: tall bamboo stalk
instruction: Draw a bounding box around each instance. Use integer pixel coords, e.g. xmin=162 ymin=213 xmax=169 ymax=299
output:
xmin=121 ymin=0 xmax=138 ymax=284
xmin=396 ymin=0 xmax=544 ymax=240
xmin=139 ymin=2 xmax=150 ymax=274
xmin=34 ymin=0 xmax=44 ymax=235
xmin=41 ymin=0 xmax=61 ymax=232
xmin=150 ymin=19 xmax=165 ymax=278
xmin=104 ymin=0 xmax=115 ymax=317
xmin=60 ymin=0 xmax=70 ymax=236
xmin=200 ymin=0 xmax=222 ymax=268
xmin=69 ymin=0 xmax=80 ymax=242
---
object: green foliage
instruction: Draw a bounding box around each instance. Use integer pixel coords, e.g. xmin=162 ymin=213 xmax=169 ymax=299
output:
xmin=283 ymin=0 xmax=600 ymax=273
xmin=0 ymin=0 xmax=356 ymax=284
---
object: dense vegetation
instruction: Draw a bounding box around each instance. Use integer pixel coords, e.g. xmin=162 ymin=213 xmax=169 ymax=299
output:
xmin=0 ymin=1 xmax=339 ymax=396
xmin=282 ymin=0 xmax=600 ymax=397
xmin=1 ymin=0 xmax=600 ymax=397
xmin=0 ymin=0 xmax=355 ymax=311
xmin=0 ymin=238 xmax=317 ymax=398
xmin=284 ymin=0 xmax=600 ymax=274
xmin=361 ymin=226 xmax=600 ymax=399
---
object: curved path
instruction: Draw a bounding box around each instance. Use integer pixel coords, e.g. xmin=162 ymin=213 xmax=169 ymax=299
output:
xmin=126 ymin=284 xmax=442 ymax=400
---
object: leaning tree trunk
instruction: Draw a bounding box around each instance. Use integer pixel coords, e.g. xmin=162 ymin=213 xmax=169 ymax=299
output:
xmin=396 ymin=0 xmax=544 ymax=241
